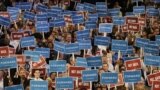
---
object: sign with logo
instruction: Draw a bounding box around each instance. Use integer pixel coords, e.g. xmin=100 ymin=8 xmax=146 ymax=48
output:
xmin=35 ymin=48 xmax=50 ymax=58
xmin=0 ymin=57 xmax=17 ymax=69
xmin=152 ymin=81 xmax=160 ymax=90
xmin=144 ymin=55 xmax=160 ymax=67
xmin=86 ymin=56 xmax=102 ymax=67
xmin=54 ymin=41 xmax=66 ymax=53
xmin=20 ymin=36 xmax=35 ymax=48
xmin=76 ymin=57 xmax=88 ymax=67
xmin=78 ymin=40 xmax=91 ymax=50
xmin=99 ymin=23 xmax=113 ymax=33
xmin=0 ymin=46 xmax=9 ymax=57
xmin=82 ymin=70 xmax=98 ymax=82
xmin=126 ymin=17 xmax=138 ymax=24
xmin=111 ymin=39 xmax=128 ymax=52
xmin=123 ymin=70 xmax=141 ymax=83
xmin=56 ymin=77 xmax=74 ymax=89
xmin=101 ymin=72 xmax=118 ymax=84
xmin=49 ymin=60 xmax=66 ymax=72
xmin=147 ymin=72 xmax=160 ymax=86
xmin=65 ymin=43 xmax=79 ymax=54
xmin=125 ymin=58 xmax=142 ymax=70
xmin=94 ymin=36 xmax=111 ymax=46
xmin=30 ymin=80 xmax=48 ymax=90
xmin=128 ymin=23 xmax=140 ymax=32
xmin=0 ymin=16 xmax=10 ymax=26
xmin=69 ymin=66 xmax=85 ymax=78
xmin=135 ymin=38 xmax=149 ymax=48
xmin=11 ymin=32 xmax=24 ymax=40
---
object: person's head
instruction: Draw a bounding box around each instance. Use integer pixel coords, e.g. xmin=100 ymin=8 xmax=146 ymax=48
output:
xmin=34 ymin=70 xmax=40 ymax=79
xmin=102 ymin=63 xmax=109 ymax=72
xmin=69 ymin=57 xmax=76 ymax=66
xmin=19 ymin=68 xmax=26 ymax=78
xmin=50 ymin=72 xmax=56 ymax=80
xmin=64 ymin=33 xmax=72 ymax=43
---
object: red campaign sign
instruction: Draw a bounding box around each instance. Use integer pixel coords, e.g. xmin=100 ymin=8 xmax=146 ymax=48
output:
xmin=0 ymin=46 xmax=9 ymax=57
xmin=69 ymin=66 xmax=86 ymax=78
xmin=125 ymin=59 xmax=142 ymax=70
xmin=0 ymin=12 xmax=10 ymax=18
xmin=147 ymin=72 xmax=160 ymax=86
xmin=139 ymin=18 xmax=146 ymax=26
xmin=110 ymin=74 xmax=124 ymax=88
xmin=32 ymin=56 xmax=46 ymax=69
xmin=103 ymin=16 xmax=112 ymax=23
xmin=74 ymin=79 xmax=90 ymax=90
xmin=11 ymin=32 xmax=24 ymax=40
xmin=23 ymin=31 xmax=31 ymax=37
xmin=126 ymin=17 xmax=138 ymax=24
xmin=15 ymin=55 xmax=26 ymax=65
xmin=128 ymin=23 xmax=140 ymax=32
xmin=152 ymin=81 xmax=160 ymax=90
xmin=122 ymin=25 xmax=128 ymax=32
xmin=9 ymin=48 xmax=15 ymax=55
xmin=32 ymin=68 xmax=46 ymax=77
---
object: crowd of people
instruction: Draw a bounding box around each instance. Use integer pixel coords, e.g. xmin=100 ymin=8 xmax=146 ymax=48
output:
xmin=0 ymin=0 xmax=160 ymax=90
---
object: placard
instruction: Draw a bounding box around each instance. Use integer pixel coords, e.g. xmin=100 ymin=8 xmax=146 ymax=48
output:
xmin=69 ymin=66 xmax=85 ymax=78
xmin=75 ymin=79 xmax=90 ymax=90
xmin=9 ymin=48 xmax=15 ymax=55
xmin=0 ymin=12 xmax=9 ymax=18
xmin=11 ymin=32 xmax=24 ymax=40
xmin=78 ymin=40 xmax=91 ymax=50
xmin=88 ymin=13 xmax=98 ymax=22
xmin=36 ymin=22 xmax=49 ymax=32
xmin=101 ymin=72 xmax=118 ymax=84
xmin=86 ymin=56 xmax=102 ymax=67
xmin=152 ymin=81 xmax=160 ymax=90
xmin=146 ymin=8 xmax=159 ymax=17
xmin=15 ymin=55 xmax=26 ymax=65
xmin=0 ymin=16 xmax=10 ymax=26
xmin=20 ymin=36 xmax=35 ymax=48
xmin=24 ymin=51 xmax=40 ymax=62
xmin=76 ymin=3 xmax=84 ymax=11
xmin=128 ymin=23 xmax=140 ymax=32
xmin=147 ymin=72 xmax=160 ymax=86
xmin=108 ymin=8 xmax=120 ymax=17
xmin=123 ymin=70 xmax=141 ymax=83
xmin=49 ymin=60 xmax=66 ymax=72
xmin=32 ymin=56 xmax=46 ymax=69
xmin=15 ymin=2 xmax=32 ymax=10
xmin=94 ymin=36 xmax=111 ymax=46
xmin=135 ymin=38 xmax=149 ymax=48
xmin=54 ymin=41 xmax=65 ymax=53
xmin=125 ymin=58 xmax=142 ymax=70
xmin=7 ymin=7 xmax=20 ymax=21
xmin=24 ymin=11 xmax=35 ymax=21
xmin=144 ymin=55 xmax=160 ymax=67
xmin=126 ymin=17 xmax=138 ymax=24
xmin=72 ymin=15 xmax=84 ymax=24
xmin=5 ymin=84 xmax=24 ymax=90
xmin=47 ymin=9 xmax=58 ymax=18
xmin=133 ymin=6 xmax=145 ymax=14
xmin=36 ymin=4 xmax=48 ymax=12
xmin=35 ymin=48 xmax=50 ymax=58
xmin=76 ymin=57 xmax=88 ymax=68
xmin=84 ymin=3 xmax=96 ymax=13
xmin=99 ymin=23 xmax=113 ymax=33
xmin=156 ymin=35 xmax=160 ymax=46
xmin=82 ymin=70 xmax=98 ymax=82
xmin=138 ymin=18 xmax=146 ymax=26
xmin=56 ymin=77 xmax=74 ymax=89
xmin=65 ymin=43 xmax=79 ymax=54
xmin=111 ymin=39 xmax=128 ymax=52
xmin=0 ymin=46 xmax=9 ymax=57
xmin=144 ymin=44 xmax=159 ymax=55
xmin=85 ymin=21 xmax=97 ymax=29
xmin=36 ymin=13 xmax=48 ymax=22
xmin=76 ymin=29 xmax=90 ymax=40
xmin=52 ymin=18 xmax=66 ymax=27
xmin=96 ymin=2 xmax=107 ymax=12
xmin=122 ymin=25 xmax=128 ymax=32
xmin=113 ymin=17 xmax=125 ymax=25
xmin=30 ymin=80 xmax=48 ymax=90
xmin=0 ymin=57 xmax=17 ymax=69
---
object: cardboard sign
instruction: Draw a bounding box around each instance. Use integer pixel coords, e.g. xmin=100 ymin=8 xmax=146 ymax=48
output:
xmin=20 ymin=36 xmax=35 ymax=48
xmin=15 ymin=55 xmax=26 ymax=65
xmin=47 ymin=9 xmax=58 ymax=18
xmin=0 ymin=12 xmax=9 ymax=18
xmin=30 ymin=80 xmax=48 ymax=90
xmin=36 ymin=13 xmax=48 ymax=22
xmin=24 ymin=51 xmax=40 ymax=62
xmin=78 ymin=40 xmax=91 ymax=50
xmin=32 ymin=68 xmax=46 ymax=77
xmin=139 ymin=18 xmax=146 ymax=26
xmin=0 ymin=57 xmax=17 ymax=69
xmin=69 ymin=66 xmax=85 ymax=78
xmin=135 ymin=38 xmax=149 ymax=48
xmin=96 ymin=2 xmax=107 ymax=12
xmin=152 ymin=81 xmax=160 ymax=90
xmin=24 ymin=11 xmax=35 ymax=21
xmin=82 ymin=70 xmax=98 ymax=82
xmin=72 ymin=15 xmax=84 ymax=24
xmin=76 ymin=3 xmax=84 ymax=11
xmin=128 ymin=23 xmax=140 ymax=32
xmin=76 ymin=30 xmax=90 ymax=40
xmin=99 ymin=23 xmax=113 ymax=33
xmin=5 ymin=84 xmax=24 ymax=90
xmin=65 ymin=43 xmax=79 ymax=54
xmin=88 ymin=13 xmax=98 ymax=22
xmin=35 ymin=48 xmax=50 ymax=58
xmin=32 ymin=56 xmax=46 ymax=69
xmin=113 ymin=17 xmax=125 ymax=25
xmin=7 ymin=7 xmax=20 ymax=21
xmin=98 ymin=11 xmax=108 ymax=17
xmin=86 ymin=56 xmax=102 ymax=67
xmin=9 ymin=48 xmax=15 ymax=55
xmin=76 ymin=57 xmax=88 ymax=68
xmin=108 ymin=8 xmax=120 ymax=17
xmin=85 ymin=21 xmax=97 ymax=29
xmin=123 ymin=70 xmax=141 ymax=83
xmin=84 ymin=3 xmax=96 ymax=13
xmin=15 ymin=2 xmax=32 ymax=10
xmin=36 ymin=4 xmax=48 ymax=12
xmin=133 ymin=6 xmax=145 ymax=14
xmin=101 ymin=72 xmax=118 ymax=84
xmin=111 ymin=39 xmax=128 ymax=52
xmin=94 ymin=36 xmax=111 ymax=46
xmin=144 ymin=55 xmax=160 ymax=67
xmin=56 ymin=77 xmax=74 ymax=89
xmin=49 ymin=60 xmax=66 ymax=73
xmin=0 ymin=16 xmax=10 ymax=26
xmin=146 ymin=8 xmax=159 ymax=17
xmin=144 ymin=44 xmax=159 ymax=55
xmin=54 ymin=41 xmax=66 ymax=53
xmin=147 ymin=72 xmax=160 ymax=86
xmin=52 ymin=18 xmax=66 ymax=27
xmin=125 ymin=58 xmax=142 ymax=70
xmin=0 ymin=46 xmax=9 ymax=57
xmin=126 ymin=17 xmax=138 ymax=24
xmin=11 ymin=32 xmax=24 ymax=40
xmin=122 ymin=25 xmax=128 ymax=32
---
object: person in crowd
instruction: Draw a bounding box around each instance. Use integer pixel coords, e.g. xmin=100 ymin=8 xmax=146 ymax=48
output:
xmin=46 ymin=72 xmax=56 ymax=90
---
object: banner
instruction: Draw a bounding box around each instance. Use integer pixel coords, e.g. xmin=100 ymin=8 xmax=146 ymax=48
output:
xmin=54 ymin=41 xmax=66 ymax=53
xmin=24 ymin=11 xmax=35 ymax=21
xmin=49 ymin=60 xmax=66 ymax=72
xmin=30 ymin=80 xmax=48 ymax=90
xmin=113 ymin=17 xmax=125 ymax=25
xmin=147 ymin=72 xmax=160 ymax=86
xmin=65 ymin=43 xmax=79 ymax=54
xmin=100 ymin=72 xmax=118 ymax=84
xmin=0 ymin=46 xmax=9 ymax=57
xmin=11 ymin=32 xmax=24 ymax=40
xmin=88 ymin=13 xmax=98 ymax=22
xmin=20 ymin=36 xmax=35 ymax=48
xmin=135 ymin=38 xmax=149 ymax=48
xmin=76 ymin=57 xmax=88 ymax=68
xmin=85 ymin=21 xmax=97 ymax=29
xmin=72 ymin=15 xmax=84 ymax=24
xmin=82 ymin=70 xmax=98 ymax=82
xmin=96 ymin=2 xmax=107 ymax=12
xmin=76 ymin=29 xmax=90 ymax=40
xmin=128 ymin=23 xmax=140 ymax=32
xmin=94 ymin=36 xmax=111 ymax=46
xmin=0 ymin=57 xmax=17 ymax=69
xmin=144 ymin=55 xmax=160 ymax=67
xmin=69 ymin=66 xmax=85 ymax=78
xmin=78 ymin=40 xmax=91 ymax=50
xmin=152 ymin=81 xmax=160 ymax=90
xmin=123 ymin=70 xmax=141 ymax=83
xmin=56 ymin=77 xmax=74 ymax=89
xmin=0 ymin=16 xmax=10 ymax=26
xmin=125 ymin=58 xmax=142 ymax=70
xmin=144 ymin=44 xmax=159 ymax=55
xmin=5 ymin=84 xmax=24 ymax=90
xmin=111 ymin=39 xmax=128 ymax=52
xmin=86 ymin=56 xmax=102 ymax=67
xmin=24 ymin=51 xmax=40 ymax=62
xmin=35 ymin=48 xmax=50 ymax=58
xmin=99 ymin=23 xmax=113 ymax=33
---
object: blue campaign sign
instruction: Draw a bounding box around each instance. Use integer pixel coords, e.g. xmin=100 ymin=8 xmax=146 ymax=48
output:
xmin=56 ymin=77 xmax=74 ymax=89
xmin=144 ymin=44 xmax=159 ymax=55
xmin=96 ymin=2 xmax=107 ymax=12
xmin=82 ymin=70 xmax=98 ymax=82
xmin=65 ymin=43 xmax=79 ymax=54
xmin=76 ymin=29 xmax=90 ymax=40
xmin=24 ymin=50 xmax=40 ymax=62
xmin=146 ymin=8 xmax=159 ymax=17
xmin=5 ymin=84 xmax=24 ymax=90
xmin=78 ymin=40 xmax=91 ymax=50
xmin=20 ymin=36 xmax=35 ymax=48
xmin=101 ymin=72 xmax=118 ymax=84
xmin=35 ymin=48 xmax=50 ymax=58
xmin=72 ymin=15 xmax=84 ymax=24
xmin=113 ymin=17 xmax=125 ymax=25
xmin=36 ymin=22 xmax=49 ymax=32
xmin=36 ymin=4 xmax=48 ymax=12
xmin=0 ymin=57 xmax=17 ymax=69
xmin=123 ymin=70 xmax=141 ymax=83
xmin=15 ymin=2 xmax=32 ymax=10
xmin=84 ymin=3 xmax=96 ymax=12
xmin=85 ymin=21 xmax=97 ymax=29
xmin=24 ymin=11 xmax=35 ymax=21
xmin=133 ymin=6 xmax=145 ymax=14
xmin=125 ymin=12 xmax=135 ymax=16
xmin=125 ymin=46 xmax=134 ymax=55
xmin=111 ymin=39 xmax=128 ymax=52
xmin=76 ymin=57 xmax=88 ymax=67
xmin=135 ymin=38 xmax=149 ymax=48
xmin=132 ymin=0 xmax=143 ymax=3
xmin=154 ymin=0 xmax=160 ymax=3
xmin=94 ymin=36 xmax=111 ymax=46
xmin=7 ymin=7 xmax=19 ymax=21
xmin=52 ymin=18 xmax=66 ymax=27
xmin=49 ymin=60 xmax=66 ymax=72
xmin=54 ymin=41 xmax=66 ymax=53
xmin=76 ymin=3 xmax=84 ymax=11
xmin=97 ymin=11 xmax=108 ymax=17
xmin=0 ymin=16 xmax=10 ymax=26
xmin=99 ymin=23 xmax=113 ymax=33
xmin=30 ymin=80 xmax=48 ymax=90
xmin=108 ymin=8 xmax=120 ymax=17
xmin=88 ymin=13 xmax=98 ymax=21
xmin=47 ymin=9 xmax=58 ymax=18
xmin=51 ymin=6 xmax=62 ymax=12
xmin=144 ymin=55 xmax=160 ymax=67
xmin=86 ymin=56 xmax=102 ymax=67
xmin=156 ymin=35 xmax=160 ymax=45
xmin=123 ymin=57 xmax=139 ymax=62
xmin=36 ymin=13 xmax=48 ymax=22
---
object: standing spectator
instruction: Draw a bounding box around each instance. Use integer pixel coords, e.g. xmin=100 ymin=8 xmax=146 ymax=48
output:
xmin=0 ymin=0 xmax=6 ymax=11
